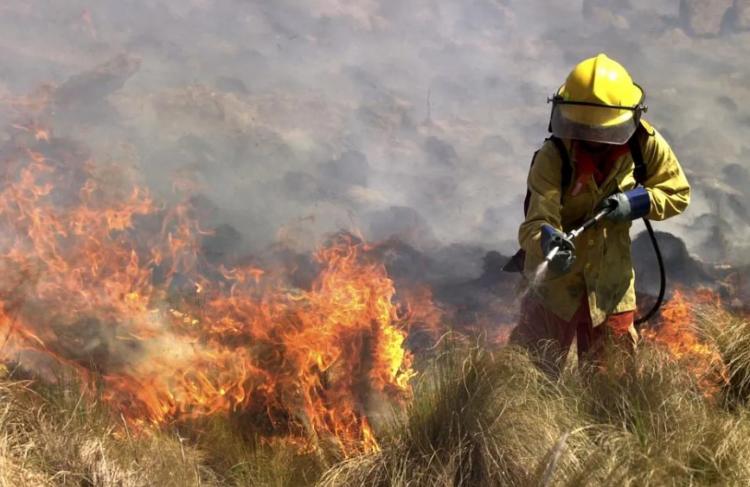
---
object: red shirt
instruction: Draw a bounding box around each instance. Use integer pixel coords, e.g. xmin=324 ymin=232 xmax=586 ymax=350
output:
xmin=570 ymin=142 xmax=630 ymax=195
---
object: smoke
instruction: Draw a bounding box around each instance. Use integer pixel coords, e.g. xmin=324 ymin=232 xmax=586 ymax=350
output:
xmin=0 ymin=0 xmax=749 ymax=263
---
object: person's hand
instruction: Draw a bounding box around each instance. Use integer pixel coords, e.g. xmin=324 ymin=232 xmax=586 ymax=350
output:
xmin=599 ymin=187 xmax=651 ymax=222
xmin=540 ymin=224 xmax=575 ymax=274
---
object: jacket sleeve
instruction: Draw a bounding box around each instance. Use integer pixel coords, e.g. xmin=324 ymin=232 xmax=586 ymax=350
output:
xmin=642 ymin=130 xmax=691 ymax=221
xmin=518 ymin=142 xmax=564 ymax=261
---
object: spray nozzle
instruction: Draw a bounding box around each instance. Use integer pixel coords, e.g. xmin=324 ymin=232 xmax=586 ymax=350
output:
xmin=544 ymin=245 xmax=561 ymax=263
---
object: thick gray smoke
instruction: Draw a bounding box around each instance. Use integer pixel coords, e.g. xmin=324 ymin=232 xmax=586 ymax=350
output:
xmin=1 ymin=0 xmax=749 ymax=265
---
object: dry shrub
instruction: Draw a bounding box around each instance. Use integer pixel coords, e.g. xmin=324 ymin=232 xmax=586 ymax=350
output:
xmin=320 ymin=341 xmax=593 ymax=486
xmin=320 ymin=322 xmax=750 ymax=486
xmin=0 ymin=369 xmax=338 ymax=486
xmin=698 ymin=306 xmax=750 ymax=405
xmin=185 ymin=416 xmax=335 ymax=487
xmin=0 ymin=373 xmax=216 ymax=486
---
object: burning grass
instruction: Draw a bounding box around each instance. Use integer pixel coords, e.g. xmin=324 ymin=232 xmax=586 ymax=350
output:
xmin=0 ymin=136 xmax=422 ymax=453
xmin=1 ymin=301 xmax=750 ymax=485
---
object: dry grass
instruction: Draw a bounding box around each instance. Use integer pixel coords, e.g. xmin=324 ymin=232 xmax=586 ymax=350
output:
xmin=0 ymin=368 xmax=335 ymax=486
xmin=2 ymin=306 xmax=750 ymax=486
xmin=0 ymin=370 xmax=217 ymax=486
xmin=321 ymin=307 xmax=750 ymax=486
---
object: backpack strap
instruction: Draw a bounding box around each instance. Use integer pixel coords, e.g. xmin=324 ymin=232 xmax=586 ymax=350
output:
xmin=548 ymin=136 xmax=572 ymax=190
xmin=522 ymin=137 xmax=571 ymax=216
xmin=627 ymin=123 xmax=648 ymax=185
xmin=504 ymin=138 xmax=572 ymax=273
xmin=524 ymin=125 xmax=652 ymax=218
xmin=522 ymin=150 xmax=540 ymax=216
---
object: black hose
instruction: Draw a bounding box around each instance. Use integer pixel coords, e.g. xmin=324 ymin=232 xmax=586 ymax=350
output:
xmin=635 ymin=218 xmax=665 ymax=326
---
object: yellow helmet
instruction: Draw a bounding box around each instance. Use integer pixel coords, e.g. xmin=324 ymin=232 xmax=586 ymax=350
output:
xmin=550 ymin=53 xmax=646 ymax=144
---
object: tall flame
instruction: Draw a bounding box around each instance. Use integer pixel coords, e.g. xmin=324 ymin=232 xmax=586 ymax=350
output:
xmin=0 ymin=133 xmax=419 ymax=453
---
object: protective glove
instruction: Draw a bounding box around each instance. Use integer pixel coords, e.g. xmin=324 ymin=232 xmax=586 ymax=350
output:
xmin=599 ymin=187 xmax=651 ymax=222
xmin=540 ymin=224 xmax=576 ymax=274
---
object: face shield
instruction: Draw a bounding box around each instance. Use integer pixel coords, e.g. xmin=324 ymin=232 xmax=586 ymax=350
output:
xmin=548 ymin=87 xmax=647 ymax=145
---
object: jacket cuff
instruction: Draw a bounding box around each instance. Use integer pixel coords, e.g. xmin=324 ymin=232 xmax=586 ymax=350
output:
xmin=625 ymin=187 xmax=650 ymax=219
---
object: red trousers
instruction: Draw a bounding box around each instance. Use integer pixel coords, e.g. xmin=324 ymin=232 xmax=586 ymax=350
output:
xmin=510 ymin=295 xmax=638 ymax=377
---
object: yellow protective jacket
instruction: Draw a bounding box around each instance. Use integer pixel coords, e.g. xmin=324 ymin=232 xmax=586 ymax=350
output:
xmin=519 ymin=120 xmax=690 ymax=326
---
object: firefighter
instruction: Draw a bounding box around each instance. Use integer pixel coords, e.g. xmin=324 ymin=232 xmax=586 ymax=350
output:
xmin=509 ymin=53 xmax=690 ymax=376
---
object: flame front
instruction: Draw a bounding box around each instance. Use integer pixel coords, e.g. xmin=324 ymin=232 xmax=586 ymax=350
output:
xmin=0 ymin=134 xmax=416 ymax=452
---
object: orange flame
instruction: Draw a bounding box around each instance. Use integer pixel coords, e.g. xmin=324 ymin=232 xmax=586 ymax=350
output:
xmin=0 ymin=132 xmax=423 ymax=453
xmin=642 ymin=289 xmax=728 ymax=397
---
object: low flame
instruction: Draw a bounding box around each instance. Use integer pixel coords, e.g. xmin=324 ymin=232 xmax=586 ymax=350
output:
xmin=0 ymin=132 xmax=423 ymax=453
xmin=642 ymin=289 xmax=728 ymax=397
